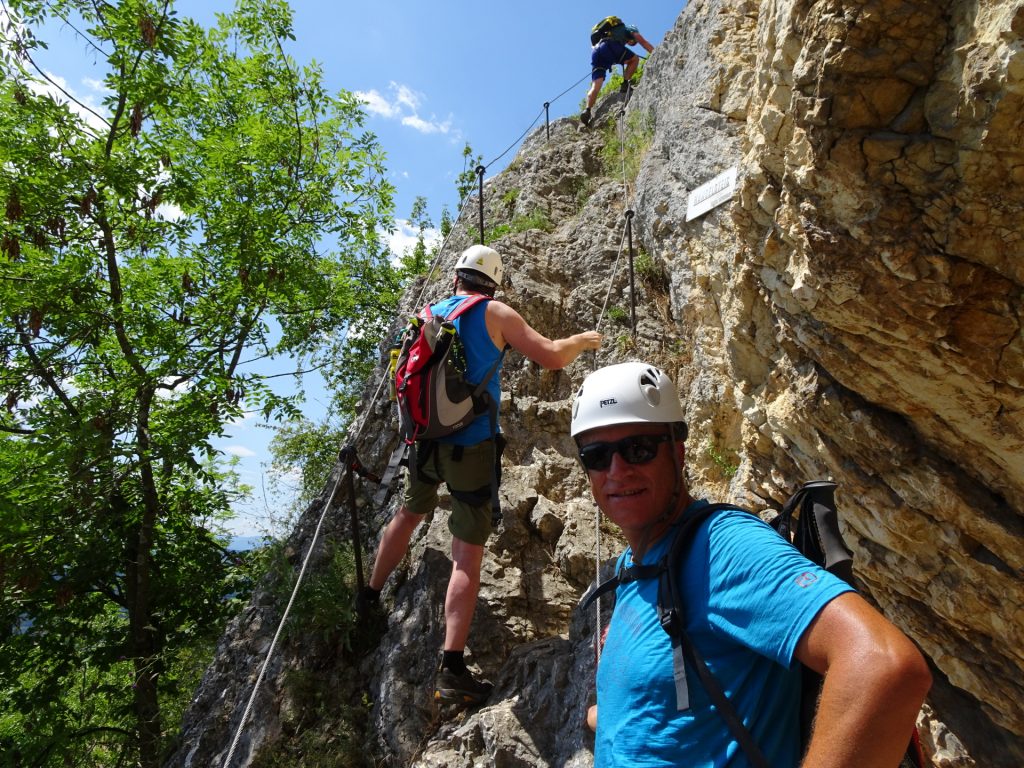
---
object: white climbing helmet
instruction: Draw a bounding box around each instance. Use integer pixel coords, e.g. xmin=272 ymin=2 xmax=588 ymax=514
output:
xmin=455 ymin=244 xmax=503 ymax=286
xmin=570 ymin=362 xmax=687 ymax=438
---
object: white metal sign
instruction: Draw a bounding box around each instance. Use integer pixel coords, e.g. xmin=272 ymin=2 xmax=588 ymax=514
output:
xmin=685 ymin=166 xmax=738 ymax=222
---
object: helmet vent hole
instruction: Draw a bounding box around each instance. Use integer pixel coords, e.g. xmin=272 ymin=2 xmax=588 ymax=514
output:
xmin=640 ymin=369 xmax=662 ymax=407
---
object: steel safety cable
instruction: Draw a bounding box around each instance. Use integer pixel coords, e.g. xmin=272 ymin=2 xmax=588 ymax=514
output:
xmin=595 ymin=494 xmax=602 ymax=663
xmin=482 ymin=107 xmax=545 ymax=171
xmin=222 ymin=468 xmax=343 ymax=768
xmin=594 ymin=218 xmax=630 ymax=335
xmin=616 ymin=101 xmax=630 ymax=205
xmin=346 ymin=62 xmax=626 ymax=446
xmin=594 ymin=56 xmax=651 ymax=665
xmin=482 ymin=69 xmax=596 ymax=171
xmin=548 ymin=70 xmax=593 ymax=107
xmin=591 ymin=214 xmax=630 ymax=664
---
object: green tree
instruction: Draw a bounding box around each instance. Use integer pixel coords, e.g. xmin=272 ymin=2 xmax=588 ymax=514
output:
xmin=399 ymin=195 xmax=433 ymax=276
xmin=0 ymin=1 xmax=396 ymax=766
xmin=439 ymin=204 xmax=453 ymax=239
xmin=456 ymin=142 xmax=483 ymax=207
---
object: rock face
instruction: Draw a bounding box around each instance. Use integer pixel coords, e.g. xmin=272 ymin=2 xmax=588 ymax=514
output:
xmin=166 ymin=1 xmax=1024 ymax=766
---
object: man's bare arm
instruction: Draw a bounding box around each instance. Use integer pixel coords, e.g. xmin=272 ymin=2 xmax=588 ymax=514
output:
xmin=486 ymin=301 xmax=601 ymax=370
xmin=796 ymin=592 xmax=931 ymax=768
xmin=632 ymin=32 xmax=655 ymax=54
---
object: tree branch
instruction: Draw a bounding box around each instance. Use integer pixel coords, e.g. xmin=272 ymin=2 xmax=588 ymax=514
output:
xmin=95 ymin=207 xmax=148 ymax=379
xmin=0 ymin=423 xmax=35 ymax=435
xmin=13 ymin=318 xmax=80 ymax=417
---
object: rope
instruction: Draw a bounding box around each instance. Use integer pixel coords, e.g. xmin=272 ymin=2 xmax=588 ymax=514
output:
xmin=222 ymin=188 xmax=483 ymax=764
xmin=590 ymin=69 xmax=642 ymax=649
xmin=483 ymin=108 xmax=544 ymax=171
xmin=595 ymin=497 xmax=602 ymax=663
xmin=549 ymin=70 xmax=593 ymax=107
xmin=617 ymin=89 xmax=630 ymax=203
xmin=222 ymin=468 xmax=345 ymax=768
xmin=590 ymin=215 xmax=630 ymax=665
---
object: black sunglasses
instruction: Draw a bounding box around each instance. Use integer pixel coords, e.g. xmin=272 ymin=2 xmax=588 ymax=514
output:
xmin=578 ymin=433 xmax=672 ymax=472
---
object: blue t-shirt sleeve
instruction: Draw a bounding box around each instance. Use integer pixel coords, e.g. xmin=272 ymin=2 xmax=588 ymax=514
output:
xmin=691 ymin=510 xmax=854 ymax=668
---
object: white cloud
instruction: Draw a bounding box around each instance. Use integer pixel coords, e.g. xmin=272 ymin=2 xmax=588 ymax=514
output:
xmin=270 ymin=464 xmax=303 ymax=485
xmin=392 ymin=82 xmax=421 ymax=112
xmin=157 ymin=202 xmax=185 ymax=221
xmin=1 ymin=9 xmax=107 ymax=135
xmin=356 ymin=81 xmax=456 ymax=136
xmin=227 ymin=410 xmax=256 ymax=428
xmin=401 ymin=114 xmax=452 ymax=135
xmin=156 ymin=377 xmax=193 ymax=400
xmin=81 ymin=76 xmax=109 ymax=93
xmin=385 ymin=219 xmax=419 ymax=257
xmin=382 ymin=219 xmax=441 ymax=266
xmin=224 ymin=445 xmax=257 ymax=458
xmin=356 ymin=88 xmax=401 ymax=119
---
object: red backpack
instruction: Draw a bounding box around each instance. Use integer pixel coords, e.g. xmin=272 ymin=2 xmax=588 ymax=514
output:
xmin=394 ymin=295 xmax=504 ymax=445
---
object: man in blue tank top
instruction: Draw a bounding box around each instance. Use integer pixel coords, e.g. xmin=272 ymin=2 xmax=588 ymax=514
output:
xmin=570 ymin=362 xmax=932 ymax=767
xmin=359 ymin=245 xmax=602 ymax=705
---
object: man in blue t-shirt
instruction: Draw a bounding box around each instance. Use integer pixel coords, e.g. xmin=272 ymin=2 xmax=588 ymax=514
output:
xmin=357 ymin=245 xmax=601 ymax=706
xmin=580 ymin=22 xmax=654 ymax=127
xmin=570 ymin=362 xmax=931 ymax=767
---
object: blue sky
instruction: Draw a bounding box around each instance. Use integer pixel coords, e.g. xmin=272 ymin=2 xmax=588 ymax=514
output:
xmin=25 ymin=1 xmax=685 ymax=537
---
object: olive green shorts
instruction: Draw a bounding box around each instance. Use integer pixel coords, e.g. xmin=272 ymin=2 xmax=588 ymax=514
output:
xmin=403 ymin=440 xmax=498 ymax=546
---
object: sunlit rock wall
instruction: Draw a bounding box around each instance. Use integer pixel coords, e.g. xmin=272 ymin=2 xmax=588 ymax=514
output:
xmin=166 ymin=2 xmax=1023 ymax=766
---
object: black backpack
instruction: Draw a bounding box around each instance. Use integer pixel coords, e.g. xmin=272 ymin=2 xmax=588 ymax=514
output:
xmin=590 ymin=15 xmax=628 ymax=45
xmin=581 ymin=481 xmax=925 ymax=767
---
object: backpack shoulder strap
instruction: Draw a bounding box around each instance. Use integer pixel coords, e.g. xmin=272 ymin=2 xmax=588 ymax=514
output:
xmin=578 ymin=561 xmax=664 ymax=612
xmin=441 ymin=293 xmax=489 ymax=320
xmin=657 ymin=503 xmax=735 ymax=708
xmin=439 ymin=293 xmax=508 ymax=519
xmin=658 ymin=502 xmax=771 ymax=768
xmin=444 ymin=294 xmax=508 ymax=398
xmin=581 ymin=503 xmax=730 ymax=613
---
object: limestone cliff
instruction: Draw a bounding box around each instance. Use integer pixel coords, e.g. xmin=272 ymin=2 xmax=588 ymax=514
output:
xmin=166 ymin=1 xmax=1023 ymax=766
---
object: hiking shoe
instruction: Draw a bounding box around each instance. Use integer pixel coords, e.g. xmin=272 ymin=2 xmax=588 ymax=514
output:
xmin=353 ymin=586 xmax=387 ymax=648
xmin=619 ymin=78 xmax=634 ymax=95
xmin=434 ymin=667 xmax=493 ymax=706
xmin=354 ymin=585 xmax=381 ymax=618
xmin=579 ymin=107 xmax=592 ymax=127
